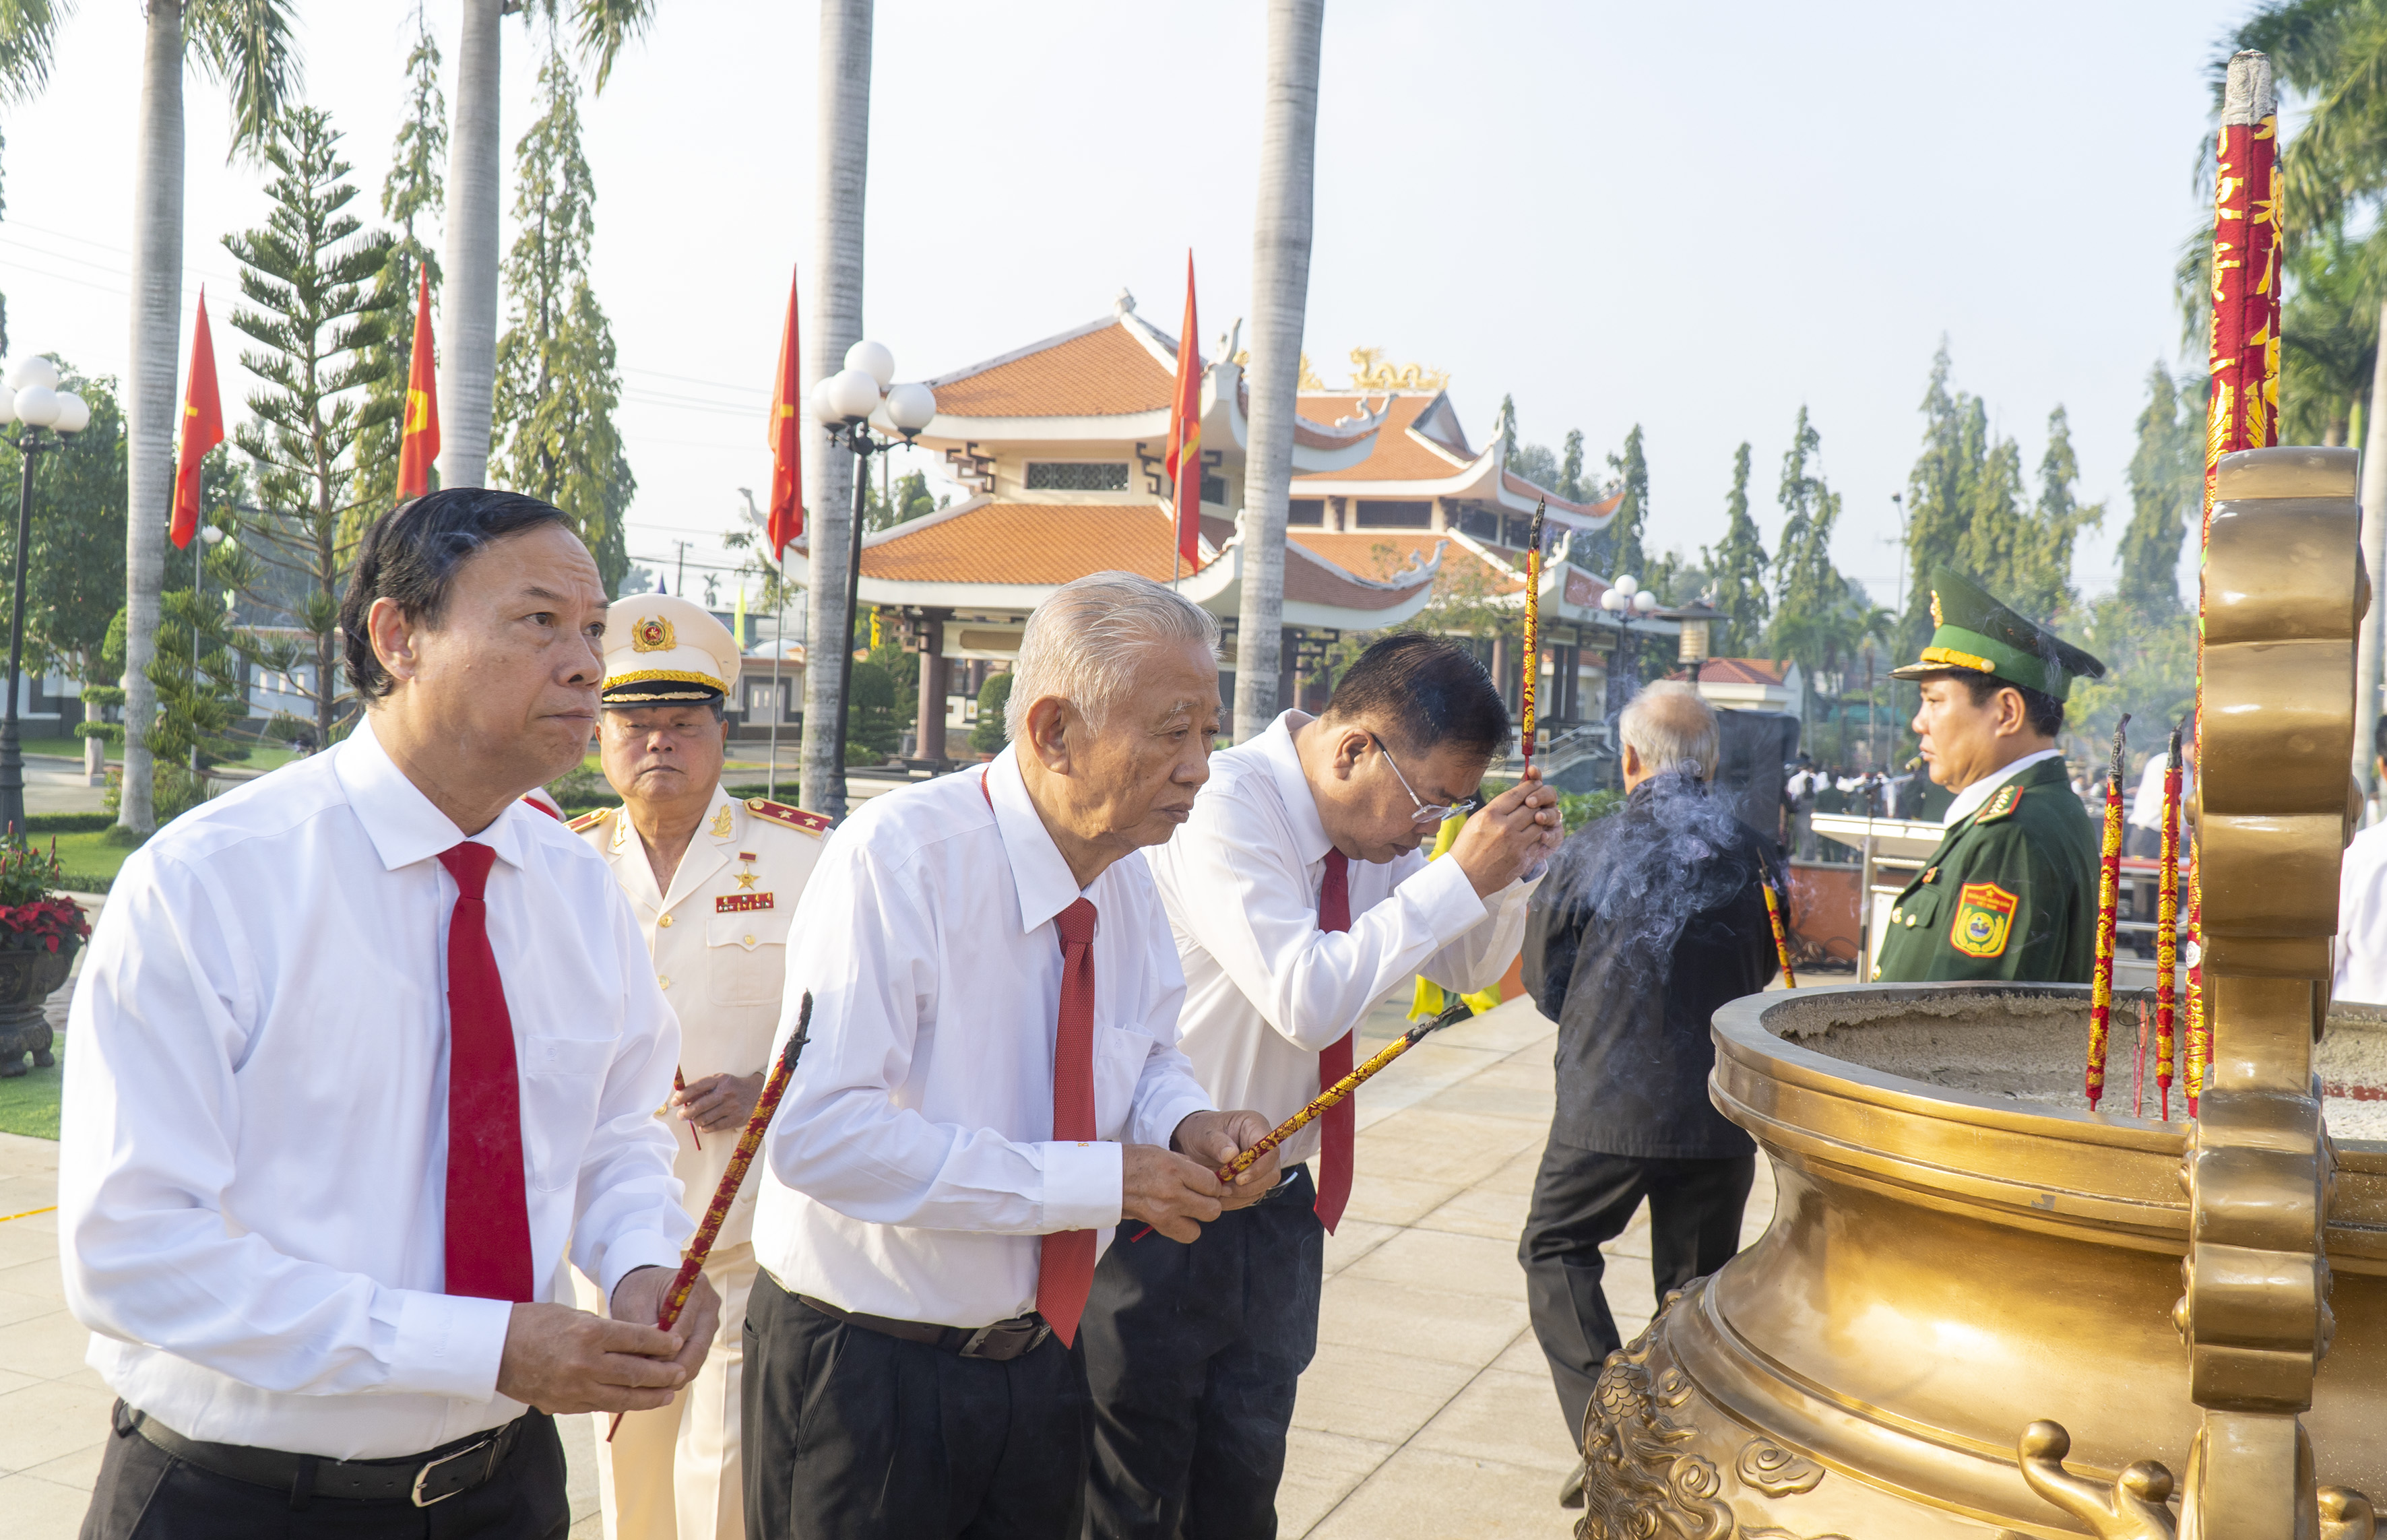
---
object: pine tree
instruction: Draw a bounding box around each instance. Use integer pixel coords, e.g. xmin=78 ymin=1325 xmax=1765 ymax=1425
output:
xmin=2118 ymin=364 xmax=2197 ymax=614
xmin=354 ymin=22 xmax=446 ymax=524
xmin=493 ymin=42 xmax=635 ymax=595
xmin=224 ymin=106 xmax=398 ymax=754
xmin=1558 ymin=428 xmax=1585 ymax=503
xmin=1605 ymin=424 xmax=1649 ymax=578
xmin=1702 ymin=442 xmax=1769 ymax=655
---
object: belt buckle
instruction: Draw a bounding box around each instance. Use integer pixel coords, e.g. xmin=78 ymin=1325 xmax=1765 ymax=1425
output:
xmin=957 ymin=1318 xmax=1052 ymax=1360
xmin=411 ymin=1434 xmax=497 ymax=1507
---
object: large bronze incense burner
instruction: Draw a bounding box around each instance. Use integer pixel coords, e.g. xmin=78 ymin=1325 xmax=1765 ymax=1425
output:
xmin=1575 ymin=449 xmax=2373 ymax=1538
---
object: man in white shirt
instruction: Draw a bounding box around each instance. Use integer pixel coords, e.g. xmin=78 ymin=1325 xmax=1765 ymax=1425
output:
xmin=1084 ymin=633 xmax=1560 ymax=1539
xmin=2337 ymin=717 xmax=2387 ymax=1004
xmin=63 ymin=489 xmax=718 ymax=1539
xmin=744 ymin=572 xmax=1280 ymax=1539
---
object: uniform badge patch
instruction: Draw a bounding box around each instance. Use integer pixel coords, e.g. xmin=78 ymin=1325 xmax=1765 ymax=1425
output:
xmin=631 ymin=615 xmax=675 ymax=653
xmin=1949 ymin=882 xmax=2018 ymax=958
xmin=717 ymin=892 xmax=773 ymax=913
xmin=709 ymin=804 xmax=734 ymax=839
xmin=1973 ymin=785 xmax=2025 ymax=824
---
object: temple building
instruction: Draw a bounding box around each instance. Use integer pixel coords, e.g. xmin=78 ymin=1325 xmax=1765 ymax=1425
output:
xmin=792 ymin=288 xmax=1680 ymax=761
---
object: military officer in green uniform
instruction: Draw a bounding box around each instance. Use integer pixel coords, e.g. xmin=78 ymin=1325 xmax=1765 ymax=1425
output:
xmin=1873 ymin=571 xmax=2105 ymax=983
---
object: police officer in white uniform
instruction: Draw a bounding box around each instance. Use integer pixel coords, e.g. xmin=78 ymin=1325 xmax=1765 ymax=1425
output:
xmin=569 ymin=593 xmax=828 ymax=1540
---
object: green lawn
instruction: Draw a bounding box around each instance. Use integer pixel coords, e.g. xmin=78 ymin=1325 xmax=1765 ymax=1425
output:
xmin=0 ymin=1035 xmax=60 ymax=1139
xmin=42 ymin=830 xmax=133 ymax=890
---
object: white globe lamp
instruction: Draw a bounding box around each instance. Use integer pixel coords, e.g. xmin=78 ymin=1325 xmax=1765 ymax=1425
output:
xmin=884 ymin=381 xmax=936 ymax=435
xmin=1632 ymin=589 xmax=1659 ymax=615
xmin=826 ymin=366 xmax=883 ymax=423
xmin=811 ymin=377 xmax=846 ymax=426
xmin=6 ymin=356 xmax=58 ymax=394
xmin=1614 ymin=573 xmax=1639 ymax=598
xmin=13 ymin=385 xmax=57 ymax=428
xmin=51 ymin=391 xmax=88 ymax=435
xmin=1599 ymin=587 xmax=1625 ymax=613
xmin=845 ymin=340 xmax=895 ymax=390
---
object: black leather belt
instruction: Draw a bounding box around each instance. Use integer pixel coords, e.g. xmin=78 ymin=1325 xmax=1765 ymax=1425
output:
xmin=796 ymin=1294 xmax=1054 ymax=1361
xmin=115 ymin=1400 xmax=533 ymax=1507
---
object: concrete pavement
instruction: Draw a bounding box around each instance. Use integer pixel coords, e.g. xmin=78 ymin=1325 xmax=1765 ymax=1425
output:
xmin=0 ymin=991 xmax=1775 ymax=1537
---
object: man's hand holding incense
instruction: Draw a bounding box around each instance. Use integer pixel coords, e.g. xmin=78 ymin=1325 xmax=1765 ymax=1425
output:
xmin=1174 ymin=1109 xmax=1281 ymax=1212
xmin=1451 ymin=766 xmax=1564 ymax=897
xmin=493 ymin=1265 xmax=719 ymax=1415
xmin=674 ymin=1069 xmax=765 ymax=1134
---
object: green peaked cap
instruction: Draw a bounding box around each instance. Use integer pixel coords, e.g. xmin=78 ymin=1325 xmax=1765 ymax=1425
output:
xmin=1888 ymin=569 xmax=2105 ymax=701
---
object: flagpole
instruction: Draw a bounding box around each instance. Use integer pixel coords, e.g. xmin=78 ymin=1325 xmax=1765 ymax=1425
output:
xmin=767 ymin=563 xmax=786 ymax=804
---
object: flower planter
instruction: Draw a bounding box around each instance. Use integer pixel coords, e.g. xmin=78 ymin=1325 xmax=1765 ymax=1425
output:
xmin=0 ymin=929 xmax=75 ymax=1077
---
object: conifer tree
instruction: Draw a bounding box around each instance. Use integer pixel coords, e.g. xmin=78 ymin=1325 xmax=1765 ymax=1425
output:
xmin=493 ymin=42 xmax=635 ymax=594
xmin=1605 ymin=424 xmax=1649 ymax=578
xmin=2118 ymin=364 xmax=2198 ymax=614
xmin=1558 ymin=428 xmax=1585 ymax=503
xmin=224 ymin=106 xmax=397 ymax=754
xmin=1702 ymin=442 xmax=1769 ymax=655
xmin=355 ymin=22 xmax=446 ymax=523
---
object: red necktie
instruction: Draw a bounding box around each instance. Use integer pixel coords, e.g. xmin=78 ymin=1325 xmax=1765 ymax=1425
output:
xmin=1314 ymin=850 xmax=1354 ymax=1233
xmin=1039 ymin=897 xmax=1100 ymax=1347
xmin=437 ymin=842 xmax=534 ymax=1303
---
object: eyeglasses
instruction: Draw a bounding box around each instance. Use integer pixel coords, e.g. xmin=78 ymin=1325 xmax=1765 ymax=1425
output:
xmin=1371 ymin=735 xmax=1482 ymax=826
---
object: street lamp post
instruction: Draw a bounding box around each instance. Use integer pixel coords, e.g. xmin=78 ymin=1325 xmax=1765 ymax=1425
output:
xmin=0 ymin=357 xmax=89 ymax=841
xmin=811 ymin=340 xmax=936 ymax=821
xmin=1599 ymin=574 xmax=1661 ymax=724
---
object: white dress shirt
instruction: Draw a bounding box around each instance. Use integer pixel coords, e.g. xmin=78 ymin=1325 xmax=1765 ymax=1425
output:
xmin=59 ymin=718 xmax=690 ymax=1460
xmin=1943 ymin=747 xmax=2064 ymax=827
xmin=2336 ymin=820 xmax=2387 ymax=1006
xmin=1141 ymin=713 xmax=1537 ymax=1171
xmin=752 ymin=746 xmax=1213 ymax=1329
xmin=2129 ymin=752 xmax=2194 ymax=832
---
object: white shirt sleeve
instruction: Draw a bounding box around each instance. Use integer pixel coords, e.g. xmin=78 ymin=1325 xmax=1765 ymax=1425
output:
xmin=1415 ymin=862 xmax=1541 ymax=998
xmin=60 ymin=851 xmax=513 ymax=1403
xmin=566 ymin=892 xmax=697 ymax=1300
xmin=1168 ymin=792 xmax=1500 ymax=1052
xmin=765 ymin=843 xmax=1126 ymax=1236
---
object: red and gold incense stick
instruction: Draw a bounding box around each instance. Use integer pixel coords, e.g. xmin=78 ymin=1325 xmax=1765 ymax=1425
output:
xmin=2156 ymin=729 xmax=2182 ymax=1119
xmin=674 ymin=1068 xmax=701 ymax=1151
xmin=1762 ymin=877 xmax=1796 ymax=989
xmin=2186 ymin=55 xmax=2280 ymax=1116
xmin=1215 ymin=998 xmax=1473 ymax=1184
xmin=2088 ymin=716 xmax=2129 ymax=1109
xmin=2134 ymin=996 xmax=2150 ymax=1119
xmin=608 ymin=994 xmax=812 ymax=1442
xmin=1520 ymin=496 xmax=1546 ymax=775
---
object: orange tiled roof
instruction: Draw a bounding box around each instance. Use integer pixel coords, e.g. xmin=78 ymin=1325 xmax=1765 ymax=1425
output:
xmin=1292 ymin=530 xmax=1523 ymax=594
xmin=861 ymin=503 xmax=1182 ymax=585
xmin=1699 ymin=657 xmax=1791 ymax=686
xmin=1283 ymin=545 xmax=1432 ymax=612
xmin=1292 ymin=396 xmax=1475 ymax=483
xmin=928 ymin=323 xmax=1175 ymax=418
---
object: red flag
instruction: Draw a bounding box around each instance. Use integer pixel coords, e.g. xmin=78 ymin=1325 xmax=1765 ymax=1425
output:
xmin=395 ymin=269 xmax=440 ymax=501
xmin=170 ymin=290 xmax=224 ymax=551
xmin=767 ymin=265 xmax=805 ymax=562
xmin=1162 ymin=251 xmax=1203 ymax=571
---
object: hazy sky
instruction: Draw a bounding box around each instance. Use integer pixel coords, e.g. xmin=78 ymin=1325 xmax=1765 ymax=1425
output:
xmin=5 ymin=1 xmax=2250 ymax=612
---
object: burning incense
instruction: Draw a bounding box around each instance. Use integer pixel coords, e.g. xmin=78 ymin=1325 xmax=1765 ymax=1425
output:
xmin=1520 ymin=497 xmax=1546 ymax=775
xmin=674 ymin=1068 xmax=700 ymax=1151
xmin=2157 ymin=728 xmax=2182 ymax=1119
xmin=2088 ymin=716 xmax=2129 ymax=1109
xmin=1762 ymin=877 xmax=1797 ymax=990
xmin=609 ymin=994 xmax=812 ymax=1442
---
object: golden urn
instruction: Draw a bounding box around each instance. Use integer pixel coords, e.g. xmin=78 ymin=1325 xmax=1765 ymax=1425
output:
xmin=1575 ymin=448 xmax=2377 ymax=1539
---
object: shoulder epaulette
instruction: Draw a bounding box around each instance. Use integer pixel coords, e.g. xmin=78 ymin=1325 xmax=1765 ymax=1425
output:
xmin=1973 ymin=783 xmax=2026 ymax=825
xmin=746 ymin=796 xmax=831 ymax=837
xmin=567 ymin=806 xmax=614 ymax=834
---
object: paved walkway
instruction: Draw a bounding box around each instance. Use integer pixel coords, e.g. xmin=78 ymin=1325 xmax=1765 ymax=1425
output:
xmin=0 ymin=993 xmax=1776 ymax=1537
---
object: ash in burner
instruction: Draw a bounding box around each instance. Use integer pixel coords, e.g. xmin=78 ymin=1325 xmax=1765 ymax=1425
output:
xmin=1760 ymin=992 xmax=2387 ymax=1142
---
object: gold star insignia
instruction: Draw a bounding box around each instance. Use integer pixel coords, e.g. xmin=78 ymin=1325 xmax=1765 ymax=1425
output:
xmin=735 ymin=870 xmax=759 ymax=890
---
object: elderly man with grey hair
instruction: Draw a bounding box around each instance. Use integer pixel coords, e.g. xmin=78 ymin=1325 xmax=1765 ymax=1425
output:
xmin=1517 ymin=681 xmax=1780 ymax=1506
xmin=741 ymin=571 xmax=1281 ymax=1539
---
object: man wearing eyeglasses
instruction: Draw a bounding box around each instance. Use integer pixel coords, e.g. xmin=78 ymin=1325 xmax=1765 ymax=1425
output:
xmin=1083 ymin=634 xmax=1560 ymax=1539
xmin=568 ymin=593 xmax=827 ymax=1540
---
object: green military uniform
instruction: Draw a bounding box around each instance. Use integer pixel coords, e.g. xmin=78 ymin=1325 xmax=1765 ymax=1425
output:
xmin=1872 ymin=571 xmax=2105 ymax=984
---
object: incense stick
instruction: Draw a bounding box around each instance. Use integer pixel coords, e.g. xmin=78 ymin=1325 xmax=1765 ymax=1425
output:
xmin=2087 ymin=716 xmax=2128 ymax=1109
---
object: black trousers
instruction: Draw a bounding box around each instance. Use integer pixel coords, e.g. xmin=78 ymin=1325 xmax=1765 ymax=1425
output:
xmin=1516 ymin=1141 xmax=1754 ymax=1451
xmin=1080 ymin=1165 xmax=1323 ymax=1540
xmin=78 ymin=1410 xmax=567 ymax=1539
xmin=742 ymin=1268 xmax=1092 ymax=1539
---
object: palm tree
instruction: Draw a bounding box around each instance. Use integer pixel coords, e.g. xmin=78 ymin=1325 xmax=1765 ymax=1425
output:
xmin=123 ymin=2 xmax=300 ymax=834
xmin=437 ymin=0 xmax=653 ymax=490
xmin=799 ymin=0 xmax=870 ymax=817
xmin=1232 ymin=0 xmax=1325 ymax=744
xmin=0 ymin=1 xmax=69 ymax=354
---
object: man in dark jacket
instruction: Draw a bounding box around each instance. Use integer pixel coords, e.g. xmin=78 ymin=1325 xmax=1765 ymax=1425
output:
xmin=1519 ymin=681 xmax=1776 ymax=1506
